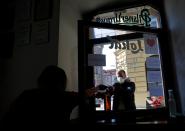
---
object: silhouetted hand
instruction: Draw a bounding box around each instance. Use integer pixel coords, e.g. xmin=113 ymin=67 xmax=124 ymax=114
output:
xmin=85 ymin=87 xmax=97 ymax=97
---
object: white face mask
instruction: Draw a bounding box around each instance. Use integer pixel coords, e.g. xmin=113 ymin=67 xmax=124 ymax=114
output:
xmin=117 ymin=77 xmax=125 ymax=83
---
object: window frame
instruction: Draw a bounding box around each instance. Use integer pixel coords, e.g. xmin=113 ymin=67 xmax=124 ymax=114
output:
xmin=78 ymin=0 xmax=180 ymax=122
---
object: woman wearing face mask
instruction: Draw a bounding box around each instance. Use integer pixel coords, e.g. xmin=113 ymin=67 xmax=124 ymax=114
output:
xmin=113 ymin=70 xmax=136 ymax=112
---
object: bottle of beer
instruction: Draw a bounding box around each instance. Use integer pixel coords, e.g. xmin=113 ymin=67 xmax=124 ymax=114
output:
xmin=105 ymin=94 xmax=111 ymax=111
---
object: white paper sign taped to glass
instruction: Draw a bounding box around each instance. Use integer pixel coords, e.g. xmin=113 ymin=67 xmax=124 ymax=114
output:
xmin=88 ymin=54 xmax=106 ymax=66
xmin=146 ymin=56 xmax=161 ymax=69
xmin=144 ymin=34 xmax=159 ymax=54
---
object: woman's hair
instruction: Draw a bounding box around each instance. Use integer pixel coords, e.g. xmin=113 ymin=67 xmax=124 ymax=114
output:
xmin=37 ymin=65 xmax=67 ymax=90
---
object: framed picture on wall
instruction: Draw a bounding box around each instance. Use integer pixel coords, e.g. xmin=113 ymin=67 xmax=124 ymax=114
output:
xmin=34 ymin=0 xmax=53 ymax=21
xmin=16 ymin=0 xmax=32 ymax=21
xmin=15 ymin=23 xmax=31 ymax=47
xmin=31 ymin=21 xmax=50 ymax=45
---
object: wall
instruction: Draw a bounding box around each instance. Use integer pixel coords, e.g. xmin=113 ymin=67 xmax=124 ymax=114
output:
xmin=58 ymin=0 xmax=82 ymax=92
xmin=0 ymin=0 xmax=60 ymax=119
xmin=165 ymin=0 xmax=185 ymax=115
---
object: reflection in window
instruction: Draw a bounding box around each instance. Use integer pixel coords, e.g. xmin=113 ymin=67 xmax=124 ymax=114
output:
xmin=92 ymin=6 xmax=161 ymax=28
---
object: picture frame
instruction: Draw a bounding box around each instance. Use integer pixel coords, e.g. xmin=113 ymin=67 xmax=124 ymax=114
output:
xmin=34 ymin=0 xmax=53 ymax=21
xmin=31 ymin=21 xmax=50 ymax=45
xmin=15 ymin=23 xmax=31 ymax=47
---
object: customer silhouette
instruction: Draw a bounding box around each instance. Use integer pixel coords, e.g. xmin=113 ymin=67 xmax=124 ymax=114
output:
xmin=2 ymin=65 xmax=95 ymax=129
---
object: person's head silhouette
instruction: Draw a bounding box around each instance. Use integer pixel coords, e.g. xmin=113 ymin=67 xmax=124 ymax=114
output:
xmin=37 ymin=65 xmax=67 ymax=92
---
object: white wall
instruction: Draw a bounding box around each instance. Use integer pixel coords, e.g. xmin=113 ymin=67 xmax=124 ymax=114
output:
xmin=58 ymin=1 xmax=82 ymax=92
xmin=165 ymin=0 xmax=185 ymax=115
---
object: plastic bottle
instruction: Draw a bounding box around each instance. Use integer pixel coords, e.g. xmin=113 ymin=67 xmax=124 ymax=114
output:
xmin=168 ymin=89 xmax=177 ymax=118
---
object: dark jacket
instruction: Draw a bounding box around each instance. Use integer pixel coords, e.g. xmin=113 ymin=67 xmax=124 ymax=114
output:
xmin=113 ymin=80 xmax=136 ymax=111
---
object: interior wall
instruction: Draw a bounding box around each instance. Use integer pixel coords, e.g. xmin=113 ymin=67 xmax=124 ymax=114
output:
xmin=58 ymin=1 xmax=82 ymax=92
xmin=164 ymin=0 xmax=185 ymax=115
xmin=0 ymin=0 xmax=60 ymax=119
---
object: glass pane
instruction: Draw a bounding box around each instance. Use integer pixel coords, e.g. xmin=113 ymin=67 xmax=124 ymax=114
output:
xmin=89 ymin=27 xmax=165 ymax=111
xmin=89 ymin=28 xmax=133 ymax=39
xmin=92 ymin=6 xmax=161 ymax=28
